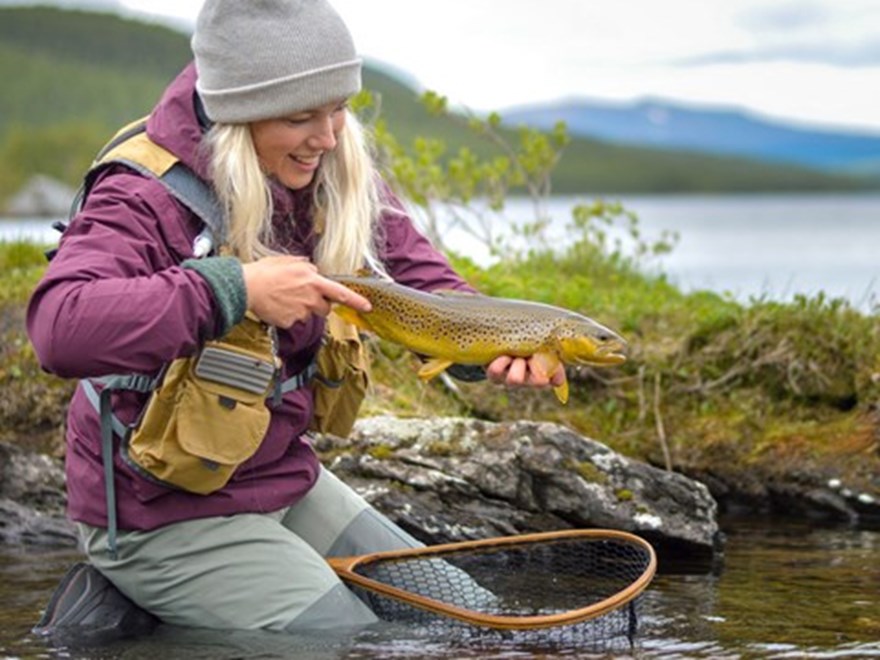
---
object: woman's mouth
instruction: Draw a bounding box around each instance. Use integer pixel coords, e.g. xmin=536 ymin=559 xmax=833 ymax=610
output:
xmin=291 ymin=154 xmax=321 ymax=169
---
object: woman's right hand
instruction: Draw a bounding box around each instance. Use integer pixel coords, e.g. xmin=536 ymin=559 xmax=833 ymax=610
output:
xmin=241 ymin=256 xmax=371 ymax=328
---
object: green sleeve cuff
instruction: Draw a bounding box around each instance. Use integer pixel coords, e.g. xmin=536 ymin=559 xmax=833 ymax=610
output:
xmin=182 ymin=256 xmax=247 ymax=335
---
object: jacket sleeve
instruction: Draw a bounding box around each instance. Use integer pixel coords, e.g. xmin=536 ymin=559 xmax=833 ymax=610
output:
xmin=378 ymin=183 xmax=476 ymax=294
xmin=26 ymin=169 xmax=237 ymax=379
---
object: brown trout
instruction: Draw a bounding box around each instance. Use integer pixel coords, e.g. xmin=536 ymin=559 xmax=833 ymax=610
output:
xmin=331 ymin=275 xmax=627 ymax=404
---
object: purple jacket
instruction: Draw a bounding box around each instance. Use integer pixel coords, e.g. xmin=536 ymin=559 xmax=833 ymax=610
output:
xmin=27 ymin=64 xmax=470 ymax=531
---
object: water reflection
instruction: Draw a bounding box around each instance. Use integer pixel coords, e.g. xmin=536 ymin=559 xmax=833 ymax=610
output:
xmin=2 ymin=517 xmax=879 ymax=659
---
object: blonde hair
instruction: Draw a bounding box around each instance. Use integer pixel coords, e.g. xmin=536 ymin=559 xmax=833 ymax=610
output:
xmin=204 ymin=110 xmax=385 ymax=275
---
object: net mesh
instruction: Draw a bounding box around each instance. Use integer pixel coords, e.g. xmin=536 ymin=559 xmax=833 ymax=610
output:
xmin=345 ymin=533 xmax=653 ymax=647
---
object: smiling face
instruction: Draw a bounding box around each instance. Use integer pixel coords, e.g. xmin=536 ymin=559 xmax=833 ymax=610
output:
xmin=249 ymin=99 xmax=348 ymax=189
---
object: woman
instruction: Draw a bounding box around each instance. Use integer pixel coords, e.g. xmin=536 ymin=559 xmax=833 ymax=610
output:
xmin=27 ymin=0 xmax=563 ymax=632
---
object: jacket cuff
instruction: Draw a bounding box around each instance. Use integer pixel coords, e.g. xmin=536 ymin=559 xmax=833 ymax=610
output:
xmin=181 ymin=256 xmax=247 ymax=335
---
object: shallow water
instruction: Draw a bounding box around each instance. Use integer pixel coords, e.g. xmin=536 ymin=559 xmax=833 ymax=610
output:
xmin=1 ymin=517 xmax=878 ymax=659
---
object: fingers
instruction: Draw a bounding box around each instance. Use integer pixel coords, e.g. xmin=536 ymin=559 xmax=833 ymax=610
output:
xmin=550 ymin=364 xmax=567 ymax=387
xmin=241 ymin=256 xmax=372 ymax=328
xmin=507 ymin=357 xmax=528 ymax=385
xmin=487 ymin=355 xmax=566 ymax=389
xmin=315 ymin=277 xmax=372 ymax=312
xmin=486 ymin=356 xmax=512 ymax=383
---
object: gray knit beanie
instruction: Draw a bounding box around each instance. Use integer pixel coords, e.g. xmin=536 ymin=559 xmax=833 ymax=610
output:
xmin=192 ymin=0 xmax=362 ymax=123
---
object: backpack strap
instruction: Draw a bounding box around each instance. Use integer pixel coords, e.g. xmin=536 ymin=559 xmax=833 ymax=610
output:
xmin=91 ymin=129 xmax=314 ymax=392
xmin=81 ymin=359 xmax=317 ymax=560
xmin=57 ymin=117 xmax=227 ymax=261
xmin=92 ymin=118 xmax=227 ymax=252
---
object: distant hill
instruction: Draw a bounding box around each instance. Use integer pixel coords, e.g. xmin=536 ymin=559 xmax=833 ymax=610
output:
xmin=0 ymin=6 xmax=192 ymax=127
xmin=503 ymin=99 xmax=880 ymax=174
xmin=0 ymin=5 xmax=875 ymax=196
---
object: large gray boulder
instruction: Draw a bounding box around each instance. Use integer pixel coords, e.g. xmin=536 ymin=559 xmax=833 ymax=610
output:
xmin=317 ymin=416 xmax=721 ymax=557
xmin=1 ymin=417 xmax=722 ymax=558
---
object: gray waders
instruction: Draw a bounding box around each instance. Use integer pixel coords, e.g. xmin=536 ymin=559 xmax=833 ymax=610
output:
xmin=34 ymin=467 xmax=424 ymax=638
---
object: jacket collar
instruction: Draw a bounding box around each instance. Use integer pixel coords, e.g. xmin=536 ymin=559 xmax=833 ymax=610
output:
xmin=145 ymin=62 xmax=211 ymax=181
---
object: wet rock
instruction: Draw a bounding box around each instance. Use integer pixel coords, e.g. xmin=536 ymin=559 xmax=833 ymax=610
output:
xmin=0 ymin=442 xmax=66 ymax=512
xmin=0 ymin=417 xmax=726 ymax=555
xmin=685 ymin=466 xmax=880 ymax=527
xmin=0 ymin=498 xmax=76 ymax=546
xmin=316 ymin=416 xmax=721 ymax=557
xmin=0 ymin=441 xmax=75 ymax=546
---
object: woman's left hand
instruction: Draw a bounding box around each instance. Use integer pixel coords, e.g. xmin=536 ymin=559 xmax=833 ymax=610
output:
xmin=485 ymin=355 xmax=566 ymax=389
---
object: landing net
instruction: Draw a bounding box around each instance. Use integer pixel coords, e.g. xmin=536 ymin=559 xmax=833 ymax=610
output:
xmin=332 ymin=529 xmax=656 ymax=646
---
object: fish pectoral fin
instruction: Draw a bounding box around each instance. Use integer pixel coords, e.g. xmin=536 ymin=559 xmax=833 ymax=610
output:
xmin=530 ymin=351 xmax=569 ymax=405
xmin=331 ymin=304 xmax=370 ymax=331
xmin=530 ymin=351 xmax=560 ymax=380
xmin=417 ymin=358 xmax=455 ymax=381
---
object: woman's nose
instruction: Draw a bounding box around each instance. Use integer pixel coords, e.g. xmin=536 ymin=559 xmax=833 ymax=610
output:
xmin=308 ymin=116 xmax=337 ymax=150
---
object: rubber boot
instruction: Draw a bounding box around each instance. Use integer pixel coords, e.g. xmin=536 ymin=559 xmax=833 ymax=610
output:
xmin=32 ymin=562 xmax=159 ymax=644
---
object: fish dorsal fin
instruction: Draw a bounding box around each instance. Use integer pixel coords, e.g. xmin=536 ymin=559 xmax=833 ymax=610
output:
xmin=352 ymin=267 xmax=394 ymax=282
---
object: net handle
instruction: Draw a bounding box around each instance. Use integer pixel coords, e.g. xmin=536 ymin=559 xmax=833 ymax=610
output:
xmin=326 ymin=528 xmax=657 ymax=630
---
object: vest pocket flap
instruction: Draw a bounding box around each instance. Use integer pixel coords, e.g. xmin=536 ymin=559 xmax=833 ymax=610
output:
xmin=193 ymin=345 xmax=276 ymax=397
xmin=176 ymin=380 xmax=269 ymax=466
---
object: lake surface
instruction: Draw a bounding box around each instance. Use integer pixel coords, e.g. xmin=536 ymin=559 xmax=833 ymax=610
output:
xmin=4 ymin=192 xmax=879 ymax=312
xmin=1 ymin=517 xmax=877 ymax=659
xmin=433 ymin=192 xmax=880 ymax=312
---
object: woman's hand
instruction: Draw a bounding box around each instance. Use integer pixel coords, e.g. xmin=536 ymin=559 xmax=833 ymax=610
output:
xmin=241 ymin=256 xmax=371 ymax=328
xmin=485 ymin=355 xmax=567 ymax=389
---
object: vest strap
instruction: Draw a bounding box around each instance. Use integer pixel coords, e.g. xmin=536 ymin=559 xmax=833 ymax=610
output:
xmin=281 ymin=360 xmax=319 ymax=394
xmin=80 ymin=373 xmax=163 ymax=560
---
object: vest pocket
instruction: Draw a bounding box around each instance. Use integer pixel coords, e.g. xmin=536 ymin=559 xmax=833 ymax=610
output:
xmin=125 ymin=317 xmax=275 ymax=495
xmin=309 ymin=312 xmax=370 ymax=438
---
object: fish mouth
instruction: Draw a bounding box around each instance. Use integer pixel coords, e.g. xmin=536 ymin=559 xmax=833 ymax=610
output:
xmin=582 ymin=353 xmax=626 ymax=366
xmin=597 ymin=352 xmax=627 ymax=365
xmin=583 ymin=341 xmax=628 ymax=366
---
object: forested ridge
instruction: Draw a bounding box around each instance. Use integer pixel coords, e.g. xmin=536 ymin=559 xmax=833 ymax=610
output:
xmin=0 ymin=5 xmax=871 ymax=206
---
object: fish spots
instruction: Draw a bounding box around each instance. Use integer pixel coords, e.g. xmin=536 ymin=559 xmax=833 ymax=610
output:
xmin=330 ymin=275 xmax=625 ymax=367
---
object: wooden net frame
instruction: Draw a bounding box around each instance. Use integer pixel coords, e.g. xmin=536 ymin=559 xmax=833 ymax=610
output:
xmin=327 ymin=529 xmax=656 ymax=635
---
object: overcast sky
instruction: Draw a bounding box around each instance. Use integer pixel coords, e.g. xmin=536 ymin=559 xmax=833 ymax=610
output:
xmin=10 ymin=0 xmax=880 ymax=134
